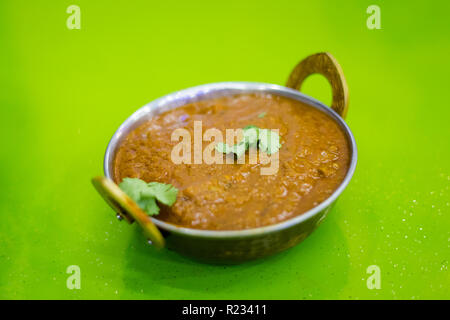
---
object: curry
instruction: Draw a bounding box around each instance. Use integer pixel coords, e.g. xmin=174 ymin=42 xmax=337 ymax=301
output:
xmin=113 ymin=93 xmax=350 ymax=230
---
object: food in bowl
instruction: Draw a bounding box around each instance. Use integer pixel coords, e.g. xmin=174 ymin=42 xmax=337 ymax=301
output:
xmin=113 ymin=93 xmax=350 ymax=231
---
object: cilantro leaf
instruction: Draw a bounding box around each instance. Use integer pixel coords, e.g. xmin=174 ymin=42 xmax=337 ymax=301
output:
xmin=119 ymin=178 xmax=178 ymax=216
xmin=137 ymin=196 xmax=160 ymax=216
xmin=258 ymin=112 xmax=266 ymax=118
xmin=118 ymin=177 xmax=148 ymax=202
xmin=215 ymin=142 xmax=235 ymax=154
xmin=232 ymin=141 xmax=247 ymax=158
xmin=243 ymin=125 xmax=259 ymax=148
xmin=216 ymin=126 xmax=281 ymax=158
xmin=145 ymin=182 xmax=178 ymax=206
xmin=258 ymin=129 xmax=281 ymax=155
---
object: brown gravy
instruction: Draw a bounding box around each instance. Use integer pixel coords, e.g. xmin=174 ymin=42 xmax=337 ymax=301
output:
xmin=113 ymin=93 xmax=350 ymax=230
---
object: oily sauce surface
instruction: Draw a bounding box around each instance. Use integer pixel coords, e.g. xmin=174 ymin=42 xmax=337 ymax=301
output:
xmin=113 ymin=94 xmax=350 ymax=230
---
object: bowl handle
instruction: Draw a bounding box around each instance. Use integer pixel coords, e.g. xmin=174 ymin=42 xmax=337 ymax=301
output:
xmin=91 ymin=176 xmax=165 ymax=249
xmin=286 ymin=52 xmax=349 ymax=118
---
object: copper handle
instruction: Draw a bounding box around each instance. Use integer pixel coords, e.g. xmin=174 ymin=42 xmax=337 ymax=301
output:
xmin=91 ymin=176 xmax=165 ymax=249
xmin=286 ymin=52 xmax=349 ymax=118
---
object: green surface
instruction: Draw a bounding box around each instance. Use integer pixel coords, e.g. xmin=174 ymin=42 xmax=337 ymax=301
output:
xmin=1 ymin=0 xmax=449 ymax=300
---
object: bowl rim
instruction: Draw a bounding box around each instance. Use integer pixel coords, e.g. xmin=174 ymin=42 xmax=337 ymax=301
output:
xmin=104 ymin=81 xmax=357 ymax=239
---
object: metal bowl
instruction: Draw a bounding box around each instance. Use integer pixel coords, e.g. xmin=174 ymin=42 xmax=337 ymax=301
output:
xmin=103 ymin=79 xmax=357 ymax=264
xmin=94 ymin=53 xmax=356 ymax=263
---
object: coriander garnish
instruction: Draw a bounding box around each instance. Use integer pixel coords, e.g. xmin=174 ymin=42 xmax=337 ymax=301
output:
xmin=215 ymin=126 xmax=281 ymax=158
xmin=258 ymin=112 xmax=267 ymax=118
xmin=119 ymin=178 xmax=178 ymax=216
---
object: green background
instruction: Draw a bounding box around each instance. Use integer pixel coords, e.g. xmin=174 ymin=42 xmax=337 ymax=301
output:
xmin=1 ymin=0 xmax=449 ymax=299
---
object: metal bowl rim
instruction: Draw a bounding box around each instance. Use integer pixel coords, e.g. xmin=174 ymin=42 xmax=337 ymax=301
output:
xmin=104 ymin=81 xmax=357 ymax=239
